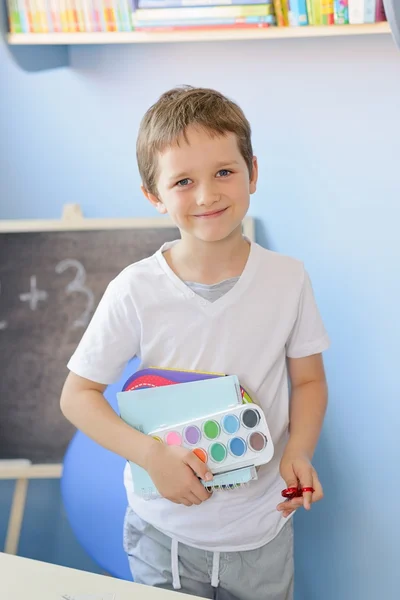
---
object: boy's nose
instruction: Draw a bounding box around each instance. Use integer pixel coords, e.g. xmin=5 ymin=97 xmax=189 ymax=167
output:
xmin=196 ymin=185 xmax=221 ymax=207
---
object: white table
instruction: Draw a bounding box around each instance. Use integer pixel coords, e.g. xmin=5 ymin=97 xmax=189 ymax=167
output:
xmin=0 ymin=552 xmax=204 ymax=600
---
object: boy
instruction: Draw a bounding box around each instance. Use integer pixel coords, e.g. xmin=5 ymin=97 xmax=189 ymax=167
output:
xmin=61 ymin=86 xmax=330 ymax=600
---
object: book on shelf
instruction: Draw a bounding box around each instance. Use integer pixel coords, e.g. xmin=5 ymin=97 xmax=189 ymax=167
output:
xmin=6 ymin=0 xmax=135 ymax=33
xmin=349 ymin=0 xmax=364 ymax=23
xmin=133 ymin=16 xmax=274 ymax=27
xmin=288 ymin=0 xmax=308 ymax=26
xmin=375 ymin=0 xmax=385 ymax=21
xmin=134 ymin=20 xmax=272 ymax=28
xmin=334 ymin=0 xmax=349 ymax=24
xmin=134 ymin=3 xmax=275 ymax=20
xmin=138 ymin=0 xmax=270 ymax=6
xmin=273 ymin=0 xmax=289 ymax=26
xmin=364 ymin=0 xmax=376 ymax=23
xmin=5 ymin=0 xmax=387 ymax=34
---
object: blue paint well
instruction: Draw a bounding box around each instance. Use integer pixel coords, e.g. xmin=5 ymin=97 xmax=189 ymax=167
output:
xmin=222 ymin=414 xmax=240 ymax=435
xmin=229 ymin=437 xmax=247 ymax=457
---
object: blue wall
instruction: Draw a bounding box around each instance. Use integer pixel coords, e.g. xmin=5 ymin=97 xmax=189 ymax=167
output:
xmin=1 ymin=18 xmax=399 ymax=600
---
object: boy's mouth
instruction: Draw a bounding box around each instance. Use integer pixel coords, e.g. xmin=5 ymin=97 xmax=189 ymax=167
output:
xmin=194 ymin=208 xmax=227 ymax=219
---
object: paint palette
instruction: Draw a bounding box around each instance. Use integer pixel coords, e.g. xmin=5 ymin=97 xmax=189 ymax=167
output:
xmin=149 ymin=404 xmax=274 ymax=475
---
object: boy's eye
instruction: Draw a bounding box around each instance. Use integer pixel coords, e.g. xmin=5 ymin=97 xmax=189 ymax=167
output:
xmin=176 ymin=178 xmax=192 ymax=187
xmin=216 ymin=169 xmax=232 ymax=177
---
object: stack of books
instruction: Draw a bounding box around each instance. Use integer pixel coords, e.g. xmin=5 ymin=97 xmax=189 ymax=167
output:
xmin=133 ymin=1 xmax=276 ymax=32
xmin=6 ymin=0 xmax=134 ymax=33
xmin=133 ymin=0 xmax=386 ymax=30
xmin=6 ymin=0 xmax=387 ymax=34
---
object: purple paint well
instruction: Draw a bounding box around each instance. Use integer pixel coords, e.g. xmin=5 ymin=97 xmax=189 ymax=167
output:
xmin=184 ymin=425 xmax=201 ymax=445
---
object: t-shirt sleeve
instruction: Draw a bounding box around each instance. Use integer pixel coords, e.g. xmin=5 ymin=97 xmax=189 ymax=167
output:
xmin=67 ymin=280 xmax=140 ymax=385
xmin=286 ymin=269 xmax=330 ymax=359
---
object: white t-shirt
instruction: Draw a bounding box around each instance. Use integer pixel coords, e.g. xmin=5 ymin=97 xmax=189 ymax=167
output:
xmin=67 ymin=239 xmax=330 ymax=552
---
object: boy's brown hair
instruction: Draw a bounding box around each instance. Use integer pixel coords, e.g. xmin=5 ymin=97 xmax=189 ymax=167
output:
xmin=136 ymin=86 xmax=253 ymax=196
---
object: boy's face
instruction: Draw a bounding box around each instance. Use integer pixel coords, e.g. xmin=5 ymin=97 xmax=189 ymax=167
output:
xmin=143 ymin=125 xmax=258 ymax=243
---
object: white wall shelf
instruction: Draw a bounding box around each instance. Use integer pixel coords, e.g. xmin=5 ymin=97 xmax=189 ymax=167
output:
xmin=7 ymin=22 xmax=391 ymax=45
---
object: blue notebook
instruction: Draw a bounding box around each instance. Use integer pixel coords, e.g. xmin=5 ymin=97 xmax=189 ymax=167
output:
xmin=117 ymin=375 xmax=258 ymax=499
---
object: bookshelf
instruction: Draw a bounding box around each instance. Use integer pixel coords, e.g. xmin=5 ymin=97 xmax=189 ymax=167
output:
xmin=7 ymin=22 xmax=391 ymax=45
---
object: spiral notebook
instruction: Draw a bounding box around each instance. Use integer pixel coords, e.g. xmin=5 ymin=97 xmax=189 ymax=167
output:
xmin=117 ymin=373 xmax=259 ymax=499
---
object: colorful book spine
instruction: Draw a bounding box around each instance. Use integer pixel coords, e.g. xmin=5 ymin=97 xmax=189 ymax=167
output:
xmin=138 ymin=0 xmax=269 ymax=6
xmin=117 ymin=0 xmax=126 ymax=29
xmin=134 ymin=20 xmax=271 ymax=28
xmin=7 ymin=0 xmax=22 ymax=33
xmin=134 ymin=14 xmax=275 ymax=25
xmin=375 ymin=0 xmax=385 ymax=20
xmin=74 ymin=0 xmax=86 ymax=31
xmin=311 ymin=0 xmax=321 ymax=23
xmin=134 ymin=3 xmax=274 ymax=19
xmin=364 ymin=0 xmax=375 ymax=22
xmin=48 ymin=0 xmax=62 ymax=31
xmin=305 ymin=0 xmax=313 ymax=23
xmin=348 ymin=0 xmax=364 ymax=23
xmin=334 ymin=0 xmax=349 ymax=23
xmin=92 ymin=0 xmax=104 ymax=31
xmin=39 ymin=0 xmax=50 ymax=30
xmin=58 ymin=0 xmax=69 ymax=31
xmin=29 ymin=0 xmax=41 ymax=32
xmin=321 ymin=0 xmax=334 ymax=23
xmin=122 ymin=0 xmax=134 ymax=30
xmin=103 ymin=0 xmax=118 ymax=30
xmin=272 ymin=0 xmax=289 ymax=25
xmin=288 ymin=0 xmax=308 ymax=25
xmin=23 ymin=0 xmax=34 ymax=31
xmin=17 ymin=0 xmax=30 ymax=31
xmin=65 ymin=0 xmax=77 ymax=31
xmin=81 ymin=0 xmax=94 ymax=31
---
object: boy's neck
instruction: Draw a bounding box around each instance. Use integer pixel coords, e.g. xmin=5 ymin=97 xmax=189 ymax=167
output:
xmin=164 ymin=227 xmax=251 ymax=285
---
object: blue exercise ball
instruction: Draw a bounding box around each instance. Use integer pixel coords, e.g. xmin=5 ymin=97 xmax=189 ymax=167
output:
xmin=61 ymin=358 xmax=139 ymax=580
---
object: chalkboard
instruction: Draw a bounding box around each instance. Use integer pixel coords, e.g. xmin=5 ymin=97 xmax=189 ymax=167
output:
xmin=0 ymin=211 xmax=184 ymax=463
xmin=0 ymin=207 xmax=255 ymax=464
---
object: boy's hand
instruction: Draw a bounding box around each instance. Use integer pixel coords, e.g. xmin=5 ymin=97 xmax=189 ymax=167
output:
xmin=145 ymin=442 xmax=214 ymax=506
xmin=277 ymin=451 xmax=323 ymax=518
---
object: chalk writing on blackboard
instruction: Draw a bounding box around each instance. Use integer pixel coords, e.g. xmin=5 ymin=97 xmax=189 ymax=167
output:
xmin=0 ymin=260 xmax=95 ymax=332
xmin=19 ymin=275 xmax=48 ymax=311
xmin=55 ymin=259 xmax=94 ymax=329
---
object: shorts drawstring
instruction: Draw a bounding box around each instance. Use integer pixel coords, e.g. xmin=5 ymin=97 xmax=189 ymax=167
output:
xmin=211 ymin=551 xmax=220 ymax=588
xmin=171 ymin=539 xmax=220 ymax=590
xmin=171 ymin=538 xmax=181 ymax=590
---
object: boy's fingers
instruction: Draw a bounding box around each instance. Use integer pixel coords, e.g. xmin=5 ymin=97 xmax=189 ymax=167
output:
xmin=186 ymin=452 xmax=213 ymax=482
xmin=277 ymin=497 xmax=303 ymax=512
xmin=311 ymin=472 xmax=324 ymax=502
xmin=193 ymin=477 xmax=214 ymax=502
xmin=284 ymin=477 xmax=299 ymax=491
xmin=299 ymin=472 xmax=314 ymax=510
xmin=180 ymin=497 xmax=192 ymax=507
xmin=186 ymin=491 xmax=203 ymax=506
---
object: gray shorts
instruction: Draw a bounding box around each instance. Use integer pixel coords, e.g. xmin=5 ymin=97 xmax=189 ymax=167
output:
xmin=123 ymin=507 xmax=294 ymax=600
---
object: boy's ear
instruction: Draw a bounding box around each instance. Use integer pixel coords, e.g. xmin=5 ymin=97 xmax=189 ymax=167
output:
xmin=141 ymin=185 xmax=167 ymax=215
xmin=249 ymin=156 xmax=258 ymax=195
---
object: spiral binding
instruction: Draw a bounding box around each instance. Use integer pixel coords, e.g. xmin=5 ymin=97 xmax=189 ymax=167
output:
xmin=141 ymin=481 xmax=251 ymax=501
xmin=140 ymin=466 xmax=257 ymax=500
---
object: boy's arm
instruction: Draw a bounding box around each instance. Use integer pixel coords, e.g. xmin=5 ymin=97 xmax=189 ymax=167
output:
xmin=286 ymin=352 xmax=328 ymax=460
xmin=277 ymin=353 xmax=328 ymax=516
xmin=60 ymin=372 xmax=213 ymax=505
xmin=60 ymin=372 xmax=158 ymax=469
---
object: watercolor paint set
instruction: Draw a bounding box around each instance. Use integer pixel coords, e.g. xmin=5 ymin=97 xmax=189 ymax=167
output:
xmin=149 ymin=403 xmax=274 ymax=475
